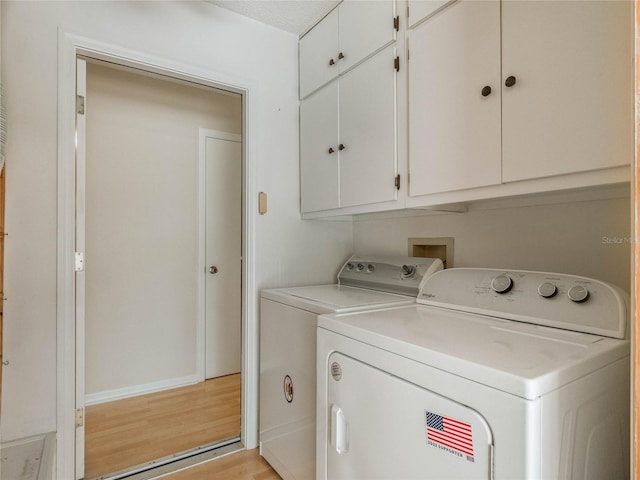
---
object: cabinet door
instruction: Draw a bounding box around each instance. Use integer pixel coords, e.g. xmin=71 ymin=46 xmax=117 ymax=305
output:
xmin=339 ymin=45 xmax=397 ymax=208
xmin=502 ymin=0 xmax=632 ymax=182
xmin=338 ymin=0 xmax=396 ymax=75
xmin=408 ymin=1 xmax=501 ymax=197
xmin=299 ymin=8 xmax=339 ymax=99
xmin=300 ymin=81 xmax=340 ymax=213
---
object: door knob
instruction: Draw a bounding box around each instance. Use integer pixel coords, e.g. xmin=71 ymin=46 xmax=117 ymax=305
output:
xmin=505 ymin=75 xmax=517 ymax=87
xmin=481 ymin=85 xmax=492 ymax=97
xmin=338 ymin=144 xmax=345 ymax=151
xmin=209 ymin=266 xmax=218 ymax=274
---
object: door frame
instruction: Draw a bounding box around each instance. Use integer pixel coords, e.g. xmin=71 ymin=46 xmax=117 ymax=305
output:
xmin=56 ymin=31 xmax=258 ymax=480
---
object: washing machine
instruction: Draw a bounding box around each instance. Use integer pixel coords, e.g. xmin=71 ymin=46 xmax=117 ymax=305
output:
xmin=259 ymin=255 xmax=444 ymax=480
xmin=317 ymin=268 xmax=630 ymax=480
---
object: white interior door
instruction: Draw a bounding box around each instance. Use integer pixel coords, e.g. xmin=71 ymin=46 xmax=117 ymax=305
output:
xmin=203 ymin=130 xmax=242 ymax=379
xmin=75 ymin=57 xmax=86 ymax=480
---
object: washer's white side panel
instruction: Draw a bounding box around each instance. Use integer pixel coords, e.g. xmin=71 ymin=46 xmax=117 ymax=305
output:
xmin=326 ymin=352 xmax=493 ymax=479
xmin=260 ymin=298 xmax=316 ymax=480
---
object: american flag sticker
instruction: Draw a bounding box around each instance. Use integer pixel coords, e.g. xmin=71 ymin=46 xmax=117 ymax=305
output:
xmin=425 ymin=411 xmax=474 ymax=462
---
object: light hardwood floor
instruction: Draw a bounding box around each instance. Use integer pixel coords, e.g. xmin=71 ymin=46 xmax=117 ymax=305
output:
xmin=163 ymin=449 xmax=280 ymax=480
xmin=85 ymin=374 xmax=241 ymax=479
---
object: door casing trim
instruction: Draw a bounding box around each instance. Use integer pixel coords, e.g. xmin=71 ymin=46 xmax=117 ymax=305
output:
xmin=57 ymin=30 xmax=258 ymax=480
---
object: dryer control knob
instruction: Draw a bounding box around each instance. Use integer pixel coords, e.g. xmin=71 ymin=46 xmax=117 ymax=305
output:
xmin=491 ymin=274 xmax=513 ymax=294
xmin=357 ymin=263 xmax=365 ymax=271
xmin=568 ymin=285 xmax=589 ymax=303
xmin=538 ymin=282 xmax=557 ymax=298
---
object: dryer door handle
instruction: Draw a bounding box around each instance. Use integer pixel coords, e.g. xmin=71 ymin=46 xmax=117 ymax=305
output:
xmin=330 ymin=404 xmax=349 ymax=454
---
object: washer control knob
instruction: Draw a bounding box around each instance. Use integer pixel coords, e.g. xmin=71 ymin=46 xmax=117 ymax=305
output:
xmin=568 ymin=285 xmax=589 ymax=303
xmin=538 ymin=282 xmax=557 ymax=298
xmin=357 ymin=263 xmax=365 ymax=271
xmin=346 ymin=263 xmax=354 ymax=270
xmin=401 ymin=265 xmax=416 ymax=278
xmin=367 ymin=264 xmax=375 ymax=273
xmin=491 ymin=275 xmax=513 ymax=294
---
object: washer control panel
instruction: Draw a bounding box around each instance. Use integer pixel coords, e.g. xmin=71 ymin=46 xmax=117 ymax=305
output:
xmin=338 ymin=255 xmax=444 ymax=296
xmin=418 ymin=268 xmax=628 ymax=339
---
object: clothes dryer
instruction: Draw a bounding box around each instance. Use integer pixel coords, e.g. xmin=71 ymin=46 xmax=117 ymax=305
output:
xmin=259 ymin=255 xmax=443 ymax=480
xmin=317 ymin=268 xmax=630 ymax=479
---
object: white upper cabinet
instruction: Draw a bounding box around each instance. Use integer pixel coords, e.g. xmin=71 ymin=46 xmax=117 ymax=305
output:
xmin=299 ymin=0 xmax=400 ymax=216
xmin=300 ymin=46 xmax=398 ymax=214
xmin=337 ymin=0 xmax=396 ymax=75
xmin=407 ymin=0 xmax=632 ymax=206
xmin=501 ymin=0 xmax=632 ymax=183
xmin=299 ymin=1 xmax=397 ymax=99
xmin=339 ymin=46 xmax=398 ymax=208
xmin=300 ymin=0 xmax=632 ymax=217
xmin=299 ymin=9 xmax=339 ymax=100
xmin=408 ymin=0 xmax=501 ymax=196
xmin=300 ymin=81 xmax=340 ymax=213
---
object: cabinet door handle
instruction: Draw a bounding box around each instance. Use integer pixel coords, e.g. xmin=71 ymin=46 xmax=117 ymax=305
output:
xmin=481 ymin=86 xmax=492 ymax=97
xmin=328 ymin=147 xmax=335 ymax=154
xmin=505 ymin=75 xmax=517 ymax=87
xmin=338 ymin=144 xmax=345 ymax=151
xmin=329 ymin=58 xmax=335 ymax=66
xmin=338 ymin=52 xmax=345 ymax=60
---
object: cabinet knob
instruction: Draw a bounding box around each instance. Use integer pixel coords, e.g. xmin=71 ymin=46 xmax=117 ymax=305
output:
xmin=338 ymin=144 xmax=345 ymax=151
xmin=328 ymin=147 xmax=335 ymax=154
xmin=338 ymin=52 xmax=345 ymax=60
xmin=481 ymin=86 xmax=492 ymax=97
xmin=329 ymin=58 xmax=335 ymax=66
xmin=505 ymin=75 xmax=517 ymax=87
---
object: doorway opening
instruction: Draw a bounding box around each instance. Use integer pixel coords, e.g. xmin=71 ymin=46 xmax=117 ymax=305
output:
xmin=77 ymin=58 xmax=244 ymax=479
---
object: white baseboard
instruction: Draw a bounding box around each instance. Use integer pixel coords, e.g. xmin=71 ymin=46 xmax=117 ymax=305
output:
xmin=85 ymin=374 xmax=200 ymax=406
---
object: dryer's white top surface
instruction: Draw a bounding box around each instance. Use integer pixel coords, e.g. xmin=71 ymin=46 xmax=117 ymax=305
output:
xmin=318 ymin=305 xmax=629 ymax=399
xmin=261 ymin=285 xmax=415 ymax=314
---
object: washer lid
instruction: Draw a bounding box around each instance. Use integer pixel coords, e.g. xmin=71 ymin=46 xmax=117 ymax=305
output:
xmin=262 ymin=285 xmax=416 ymax=313
xmin=318 ymin=305 xmax=629 ymax=399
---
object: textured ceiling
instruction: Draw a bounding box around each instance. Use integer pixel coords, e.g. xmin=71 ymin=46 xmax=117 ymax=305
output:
xmin=207 ymin=0 xmax=338 ymax=36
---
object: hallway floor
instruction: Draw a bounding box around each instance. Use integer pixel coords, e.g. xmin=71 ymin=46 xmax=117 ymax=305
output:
xmin=162 ymin=448 xmax=280 ymax=480
xmin=85 ymin=374 xmax=240 ymax=478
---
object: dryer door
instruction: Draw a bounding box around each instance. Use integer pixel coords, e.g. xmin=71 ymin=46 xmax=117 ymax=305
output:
xmin=326 ymin=352 xmax=493 ymax=479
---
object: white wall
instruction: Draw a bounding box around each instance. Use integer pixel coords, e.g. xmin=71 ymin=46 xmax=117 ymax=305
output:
xmin=354 ymin=197 xmax=631 ymax=292
xmin=0 ymin=1 xmax=353 ymax=441
xmin=84 ymin=62 xmax=242 ymax=397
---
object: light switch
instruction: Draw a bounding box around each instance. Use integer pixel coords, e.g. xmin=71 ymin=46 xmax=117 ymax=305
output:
xmin=258 ymin=192 xmax=267 ymax=215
